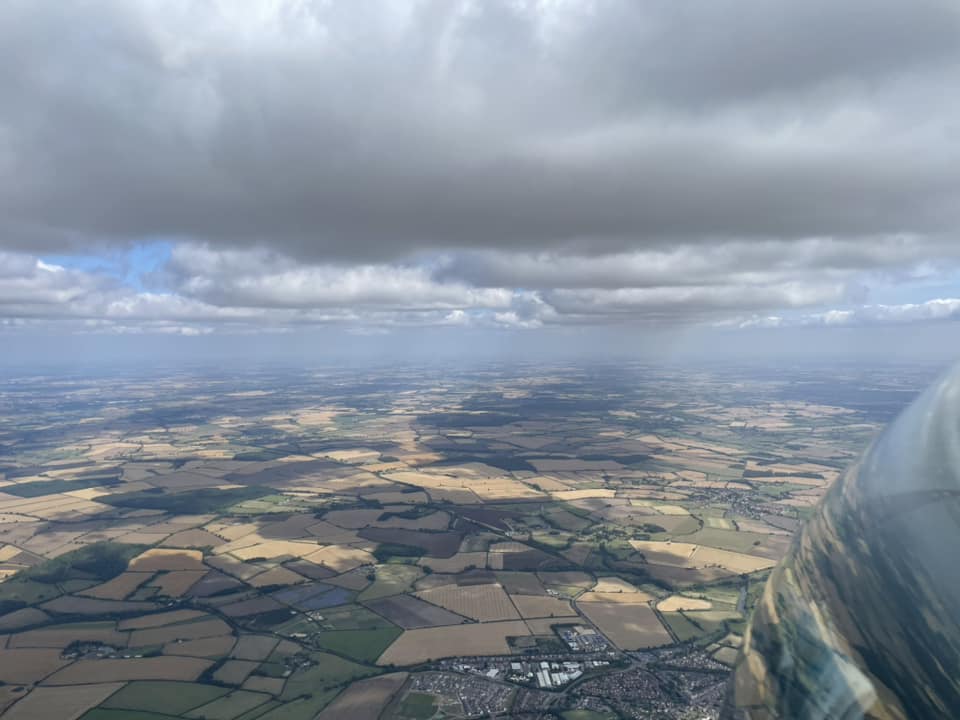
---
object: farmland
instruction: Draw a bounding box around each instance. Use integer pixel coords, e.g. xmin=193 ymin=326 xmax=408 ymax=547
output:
xmin=0 ymin=362 xmax=926 ymax=718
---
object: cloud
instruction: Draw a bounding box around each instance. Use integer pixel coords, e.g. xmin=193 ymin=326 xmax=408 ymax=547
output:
xmin=1 ymin=0 xmax=959 ymax=261
xmin=804 ymin=298 xmax=960 ymax=326
xmin=1 ymin=1 xmax=960 ymax=345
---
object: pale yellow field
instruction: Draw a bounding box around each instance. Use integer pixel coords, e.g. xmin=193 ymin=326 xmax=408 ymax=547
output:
xmin=689 ymin=546 xmax=776 ymax=573
xmin=382 ymin=470 xmax=541 ymax=501
xmin=629 ymin=540 xmax=698 ymax=563
xmin=43 ymin=656 xmax=213 ymax=685
xmin=303 ymin=545 xmax=376 ymax=572
xmin=378 ymin=620 xmax=531 ymax=665
xmin=510 ymin=594 xmax=575 ymax=618
xmin=523 ymin=475 xmax=572 ymax=491
xmin=578 ymin=603 xmax=672 ymax=650
xmin=415 ymin=583 xmax=519 ymax=622
xmin=1 ymin=682 xmax=124 ymax=720
xmin=630 ymin=540 xmax=776 ymax=574
xmin=657 ymin=595 xmax=713 ymax=612
xmin=488 ymin=541 xmax=530 ymax=554
xmin=552 ymin=489 xmax=616 ymax=501
xmin=128 ymin=548 xmax=204 ymax=572
xmin=592 ymin=576 xmax=641 ymax=593
xmin=0 ymin=545 xmax=23 ymax=562
xmin=217 ymin=537 xmax=320 ymax=560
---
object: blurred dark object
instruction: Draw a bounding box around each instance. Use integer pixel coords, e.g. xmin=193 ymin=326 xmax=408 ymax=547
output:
xmin=725 ymin=366 xmax=960 ymax=719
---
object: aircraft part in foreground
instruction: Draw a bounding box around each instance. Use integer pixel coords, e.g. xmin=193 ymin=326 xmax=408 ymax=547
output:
xmin=725 ymin=366 xmax=960 ymax=719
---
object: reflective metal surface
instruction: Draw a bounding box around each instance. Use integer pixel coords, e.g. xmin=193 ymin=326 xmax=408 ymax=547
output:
xmin=726 ymin=366 xmax=960 ymax=719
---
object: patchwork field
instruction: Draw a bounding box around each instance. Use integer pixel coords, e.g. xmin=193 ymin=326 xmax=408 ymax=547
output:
xmin=0 ymin=362 xmax=897 ymax=719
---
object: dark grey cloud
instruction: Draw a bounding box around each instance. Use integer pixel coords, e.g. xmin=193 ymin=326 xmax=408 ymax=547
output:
xmin=1 ymin=0 xmax=959 ymax=261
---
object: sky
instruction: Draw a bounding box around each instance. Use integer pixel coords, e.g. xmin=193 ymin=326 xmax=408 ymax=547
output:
xmin=3 ymin=0 xmax=960 ymax=365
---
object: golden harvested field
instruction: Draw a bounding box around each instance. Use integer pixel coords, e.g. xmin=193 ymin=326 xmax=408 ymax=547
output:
xmin=220 ymin=538 xmax=320 ymax=560
xmin=128 ymin=548 xmax=205 ymax=572
xmin=316 ymin=672 xmax=408 ymax=720
xmin=382 ymin=469 xmax=542 ymax=501
xmin=81 ymin=571 xmax=154 ymax=600
xmin=592 ymin=576 xmax=641 ymax=593
xmin=510 ymin=594 xmax=575 ymax=618
xmin=629 ymin=540 xmax=698 ymax=564
xmin=43 ymin=656 xmax=213 ymax=685
xmin=0 ymin=682 xmax=124 ymax=720
xmin=689 ymin=546 xmax=776 ymax=573
xmin=415 ymin=583 xmax=519 ymax=622
xmin=630 ymin=540 xmax=776 ymax=574
xmin=0 ymin=648 xmax=71 ymax=684
xmin=657 ymin=595 xmax=713 ymax=612
xmin=378 ymin=620 xmax=531 ymax=665
xmin=551 ymin=489 xmax=616 ymax=501
xmin=578 ymin=602 xmax=673 ymax=650
xmin=303 ymin=545 xmax=376 ymax=572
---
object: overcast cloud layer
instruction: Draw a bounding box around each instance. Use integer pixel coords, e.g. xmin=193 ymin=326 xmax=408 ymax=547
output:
xmin=2 ymin=0 xmax=960 ymax=348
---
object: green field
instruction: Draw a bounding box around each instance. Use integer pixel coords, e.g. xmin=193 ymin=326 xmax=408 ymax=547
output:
xmin=357 ymin=565 xmax=421 ymax=602
xmin=397 ymin=692 xmax=437 ymax=719
xmin=185 ymin=690 xmax=272 ymax=720
xmin=82 ymin=710 xmax=179 ymax=720
xmin=102 ymin=681 xmax=230 ymax=715
xmin=100 ymin=487 xmax=273 ymax=514
xmin=256 ymin=690 xmax=341 ymax=720
xmin=312 ymin=627 xmax=403 ymax=663
xmin=280 ymin=652 xmax=382 ymax=699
